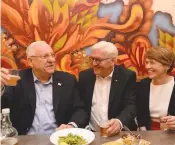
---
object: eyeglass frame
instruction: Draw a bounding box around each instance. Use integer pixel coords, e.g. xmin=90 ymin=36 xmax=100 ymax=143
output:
xmin=89 ymin=57 xmax=114 ymax=64
xmin=29 ymin=52 xmax=55 ymax=60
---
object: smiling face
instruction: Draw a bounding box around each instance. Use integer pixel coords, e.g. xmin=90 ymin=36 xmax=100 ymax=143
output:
xmin=144 ymin=47 xmax=175 ymax=80
xmin=91 ymin=49 xmax=115 ymax=77
xmin=145 ymin=58 xmax=169 ymax=79
xmin=28 ymin=44 xmax=56 ymax=76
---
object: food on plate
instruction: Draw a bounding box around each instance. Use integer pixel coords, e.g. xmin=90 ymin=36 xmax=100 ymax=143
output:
xmin=139 ymin=139 xmax=151 ymax=145
xmin=122 ymin=133 xmax=150 ymax=145
xmin=58 ymin=133 xmax=87 ymax=145
xmin=102 ymin=140 xmax=123 ymax=145
xmin=59 ymin=142 xmax=69 ymax=145
xmin=102 ymin=133 xmax=151 ymax=145
xmin=122 ymin=133 xmax=140 ymax=145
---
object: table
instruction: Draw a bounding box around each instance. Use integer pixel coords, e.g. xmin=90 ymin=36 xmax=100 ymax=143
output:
xmin=17 ymin=131 xmax=175 ymax=145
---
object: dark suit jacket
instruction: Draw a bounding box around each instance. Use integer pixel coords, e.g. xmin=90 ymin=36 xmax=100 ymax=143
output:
xmin=136 ymin=78 xmax=175 ymax=130
xmin=78 ymin=65 xmax=137 ymax=130
xmin=1 ymin=68 xmax=88 ymax=135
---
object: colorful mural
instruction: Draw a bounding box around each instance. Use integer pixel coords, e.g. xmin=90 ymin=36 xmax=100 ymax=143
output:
xmin=1 ymin=0 xmax=175 ymax=80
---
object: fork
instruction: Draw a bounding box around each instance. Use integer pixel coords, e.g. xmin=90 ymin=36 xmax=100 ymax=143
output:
xmin=123 ymin=125 xmax=134 ymax=135
xmin=123 ymin=125 xmax=141 ymax=138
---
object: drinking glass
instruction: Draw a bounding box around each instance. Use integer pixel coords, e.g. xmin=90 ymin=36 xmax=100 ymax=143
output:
xmin=160 ymin=116 xmax=168 ymax=131
xmin=7 ymin=69 xmax=20 ymax=86
xmin=99 ymin=120 xmax=109 ymax=137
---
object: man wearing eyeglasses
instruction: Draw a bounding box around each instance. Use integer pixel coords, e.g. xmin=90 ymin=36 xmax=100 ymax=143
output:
xmin=1 ymin=41 xmax=88 ymax=135
xmin=78 ymin=41 xmax=137 ymax=136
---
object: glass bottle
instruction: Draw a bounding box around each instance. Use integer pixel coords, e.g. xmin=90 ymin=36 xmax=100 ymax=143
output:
xmin=1 ymin=108 xmax=18 ymax=138
xmin=0 ymin=113 xmax=2 ymax=137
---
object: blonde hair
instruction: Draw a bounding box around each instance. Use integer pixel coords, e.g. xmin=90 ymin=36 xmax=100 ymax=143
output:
xmin=91 ymin=41 xmax=118 ymax=58
xmin=145 ymin=47 xmax=175 ymax=73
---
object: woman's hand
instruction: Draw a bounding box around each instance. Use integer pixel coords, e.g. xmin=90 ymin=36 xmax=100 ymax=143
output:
xmin=162 ymin=116 xmax=175 ymax=130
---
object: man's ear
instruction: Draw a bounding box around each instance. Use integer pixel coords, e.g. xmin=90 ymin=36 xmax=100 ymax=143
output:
xmin=27 ymin=58 xmax=33 ymax=67
xmin=111 ymin=57 xmax=117 ymax=64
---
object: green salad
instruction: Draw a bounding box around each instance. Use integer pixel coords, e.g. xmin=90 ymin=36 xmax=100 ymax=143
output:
xmin=58 ymin=133 xmax=87 ymax=145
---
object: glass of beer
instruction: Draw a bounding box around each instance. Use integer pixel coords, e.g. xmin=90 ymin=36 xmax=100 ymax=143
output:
xmin=7 ymin=69 xmax=20 ymax=86
xmin=160 ymin=116 xmax=168 ymax=131
xmin=99 ymin=120 xmax=109 ymax=137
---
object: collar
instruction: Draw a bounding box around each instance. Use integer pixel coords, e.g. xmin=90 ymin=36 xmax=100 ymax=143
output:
xmin=96 ymin=67 xmax=114 ymax=79
xmin=32 ymin=72 xmax=53 ymax=84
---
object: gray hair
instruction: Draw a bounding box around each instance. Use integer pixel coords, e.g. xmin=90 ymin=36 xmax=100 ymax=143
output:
xmin=91 ymin=41 xmax=118 ymax=58
xmin=26 ymin=41 xmax=51 ymax=58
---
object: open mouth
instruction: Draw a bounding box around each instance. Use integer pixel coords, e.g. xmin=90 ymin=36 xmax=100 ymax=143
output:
xmin=147 ymin=70 xmax=155 ymax=74
xmin=47 ymin=64 xmax=55 ymax=68
xmin=94 ymin=66 xmax=101 ymax=69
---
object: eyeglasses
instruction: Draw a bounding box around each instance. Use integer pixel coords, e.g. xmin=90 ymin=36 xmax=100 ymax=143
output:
xmin=30 ymin=53 xmax=55 ymax=60
xmin=89 ymin=57 xmax=112 ymax=64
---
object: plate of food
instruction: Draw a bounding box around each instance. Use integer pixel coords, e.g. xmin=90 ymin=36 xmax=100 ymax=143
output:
xmin=102 ymin=133 xmax=151 ymax=145
xmin=50 ymin=128 xmax=95 ymax=145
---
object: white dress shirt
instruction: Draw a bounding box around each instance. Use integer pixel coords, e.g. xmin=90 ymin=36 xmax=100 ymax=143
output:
xmin=89 ymin=70 xmax=122 ymax=131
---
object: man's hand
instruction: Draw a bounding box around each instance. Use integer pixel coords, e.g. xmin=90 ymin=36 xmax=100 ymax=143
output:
xmin=1 ymin=67 xmax=10 ymax=87
xmin=56 ymin=124 xmax=74 ymax=131
xmin=106 ymin=119 xmax=121 ymax=136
